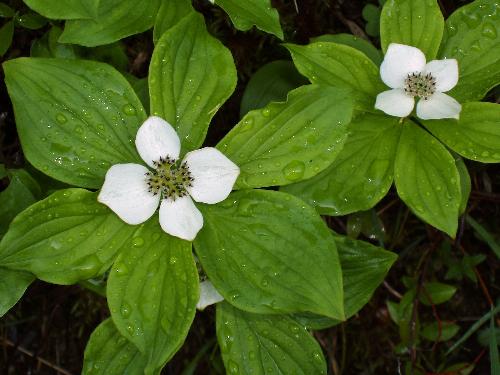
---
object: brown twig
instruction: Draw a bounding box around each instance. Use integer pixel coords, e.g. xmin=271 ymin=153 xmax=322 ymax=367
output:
xmin=1 ymin=338 xmax=73 ymax=375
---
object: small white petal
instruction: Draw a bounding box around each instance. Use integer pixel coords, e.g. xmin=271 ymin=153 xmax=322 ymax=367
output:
xmin=196 ymin=280 xmax=224 ymax=310
xmin=135 ymin=116 xmax=181 ymax=168
xmin=98 ymin=164 xmax=160 ymax=225
xmin=416 ymin=92 xmax=462 ymax=120
xmin=380 ymin=43 xmax=427 ymax=88
xmin=424 ymin=59 xmax=459 ymax=93
xmin=375 ymin=89 xmax=415 ymax=117
xmin=159 ymin=196 xmax=203 ymax=241
xmin=184 ymin=147 xmax=240 ymax=204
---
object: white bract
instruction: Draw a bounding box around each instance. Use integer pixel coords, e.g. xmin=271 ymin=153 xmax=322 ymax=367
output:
xmin=98 ymin=116 xmax=240 ymax=241
xmin=375 ymin=43 xmax=461 ymax=120
xmin=196 ymin=280 xmax=224 ymax=310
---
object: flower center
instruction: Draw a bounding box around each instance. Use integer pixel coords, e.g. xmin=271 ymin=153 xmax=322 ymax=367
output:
xmin=145 ymin=156 xmax=193 ymax=200
xmin=403 ymin=72 xmax=436 ymax=100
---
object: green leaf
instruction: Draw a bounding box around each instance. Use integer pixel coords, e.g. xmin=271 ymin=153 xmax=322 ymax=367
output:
xmin=3 ymin=57 xmax=146 ymax=188
xmin=218 ymin=85 xmax=353 ymax=189
xmin=240 ymin=60 xmax=307 ymax=117
xmin=59 ymin=0 xmax=160 ymax=47
xmin=214 ymin=0 xmax=283 ymax=39
xmin=15 ymin=12 xmax=47 ymax=29
xmin=362 ymin=4 xmax=381 ymax=37
xmin=423 ymin=103 xmax=500 ymax=163
xmin=0 ymin=268 xmax=34 ymax=317
xmin=216 ymin=302 xmax=327 ymax=375
xmin=0 ymin=3 xmax=15 ymax=18
xmin=0 ymin=189 xmax=135 ymax=284
xmin=466 ymin=216 xmax=500 ymax=259
xmin=440 ymin=0 xmax=500 ymax=102
xmin=0 ymin=19 xmax=13 ymax=56
xmin=286 ymin=42 xmax=385 ymax=110
xmin=394 ymin=122 xmax=461 ymax=237
xmin=295 ymin=234 xmax=397 ymax=329
xmin=194 ymin=189 xmax=344 ymax=320
xmin=380 ymin=0 xmax=444 ymax=60
xmin=153 ymin=0 xmax=192 ymax=44
xmin=456 ymin=157 xmax=471 ymax=215
xmin=82 ymin=319 xmax=148 ymax=375
xmin=30 ymin=26 xmax=79 ymax=59
xmin=0 ymin=169 xmax=41 ymax=237
xmin=107 ymin=222 xmax=198 ymax=374
xmin=149 ymin=12 xmax=237 ymax=153
xmin=421 ymin=321 xmax=460 ymax=342
xmin=310 ymin=33 xmax=383 ymax=66
xmin=420 ymin=282 xmax=457 ymax=305
xmin=282 ymin=112 xmax=400 ymax=216
xmin=23 ymin=0 xmax=99 ymax=19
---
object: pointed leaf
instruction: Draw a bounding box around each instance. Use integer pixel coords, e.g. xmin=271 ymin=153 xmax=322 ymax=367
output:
xmin=153 ymin=0 xmax=192 ymax=43
xmin=380 ymin=0 xmax=444 ymax=60
xmin=421 ymin=321 xmax=460 ymax=342
xmin=82 ymin=319 xmax=148 ymax=375
xmin=310 ymin=33 xmax=383 ymax=65
xmin=216 ymin=302 xmax=327 ymax=375
xmin=23 ymin=0 xmax=100 ymax=19
xmin=214 ymin=0 xmax=283 ymax=39
xmin=107 ymin=221 xmax=198 ymax=374
xmin=286 ymin=42 xmax=385 ymax=110
xmin=420 ymin=282 xmax=457 ymax=305
xmin=0 ymin=268 xmax=34 ymax=317
xmin=194 ymin=190 xmax=344 ymax=320
xmin=0 ymin=19 xmax=13 ymax=56
xmin=3 ymin=58 xmax=145 ymax=188
xmin=295 ymin=234 xmax=397 ymax=329
xmin=440 ymin=0 xmax=500 ymax=102
xmin=59 ymin=0 xmax=160 ymax=47
xmin=282 ymin=112 xmax=400 ymax=216
xmin=149 ymin=12 xmax=237 ymax=152
xmin=395 ymin=122 xmax=461 ymax=237
xmin=218 ymin=85 xmax=353 ymax=189
xmin=423 ymin=102 xmax=500 ymax=163
xmin=0 ymin=189 xmax=135 ymax=284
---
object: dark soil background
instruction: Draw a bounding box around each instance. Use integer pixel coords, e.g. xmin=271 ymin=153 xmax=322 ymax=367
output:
xmin=1 ymin=0 xmax=498 ymax=374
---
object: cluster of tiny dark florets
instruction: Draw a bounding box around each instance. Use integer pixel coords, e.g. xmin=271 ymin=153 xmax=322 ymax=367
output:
xmin=404 ymin=72 xmax=437 ymax=100
xmin=145 ymin=156 xmax=194 ymax=200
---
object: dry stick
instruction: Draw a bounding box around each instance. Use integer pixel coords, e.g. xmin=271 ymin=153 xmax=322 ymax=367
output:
xmin=1 ymin=338 xmax=73 ymax=375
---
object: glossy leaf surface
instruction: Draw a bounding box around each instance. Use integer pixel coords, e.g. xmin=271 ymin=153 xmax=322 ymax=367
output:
xmin=219 ymin=85 xmax=353 ymax=189
xmin=217 ymin=302 xmax=327 ymax=375
xmin=282 ymin=113 xmax=400 ymax=216
xmin=0 ymin=189 xmax=134 ymax=284
xmin=194 ymin=190 xmax=344 ymax=320
xmin=395 ymin=122 xmax=461 ymax=237
xmin=107 ymin=222 xmax=198 ymax=373
xmin=3 ymin=58 xmax=145 ymax=188
xmin=149 ymin=12 xmax=237 ymax=152
xmin=380 ymin=0 xmax=444 ymax=59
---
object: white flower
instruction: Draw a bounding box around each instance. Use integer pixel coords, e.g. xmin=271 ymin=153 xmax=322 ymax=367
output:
xmin=196 ymin=280 xmax=224 ymax=310
xmin=98 ymin=116 xmax=240 ymax=241
xmin=375 ymin=43 xmax=461 ymax=120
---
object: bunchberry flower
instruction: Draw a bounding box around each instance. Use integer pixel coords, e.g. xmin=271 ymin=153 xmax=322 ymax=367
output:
xmin=98 ymin=116 xmax=240 ymax=241
xmin=375 ymin=43 xmax=461 ymax=120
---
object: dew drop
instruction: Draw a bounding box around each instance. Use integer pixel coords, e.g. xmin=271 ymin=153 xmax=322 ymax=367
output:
xmin=122 ymin=104 xmax=137 ymax=116
xmin=120 ymin=303 xmax=132 ymax=318
xmin=282 ymin=160 xmax=305 ymax=181
xmin=132 ymin=237 xmax=144 ymax=247
xmin=481 ymin=22 xmax=497 ymax=39
xmin=56 ymin=113 xmax=67 ymax=124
